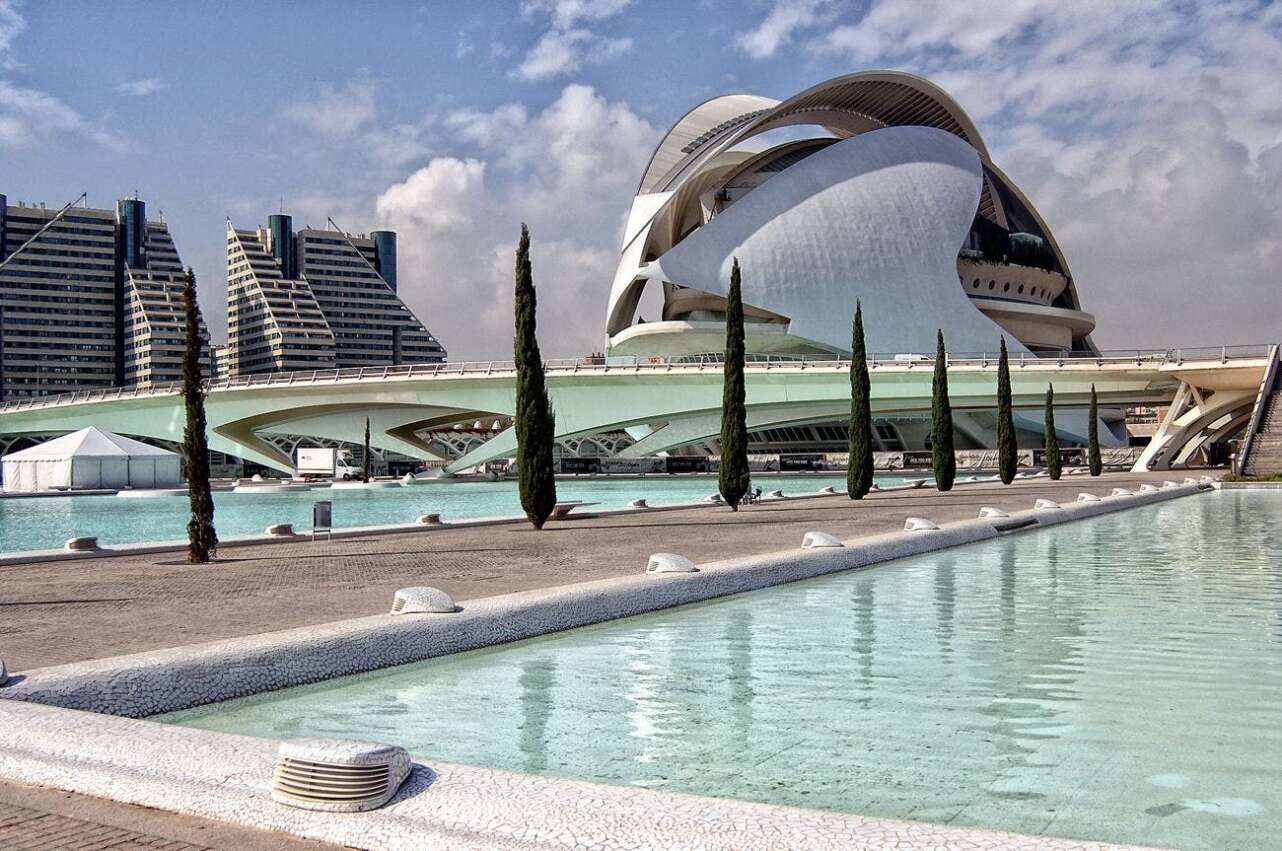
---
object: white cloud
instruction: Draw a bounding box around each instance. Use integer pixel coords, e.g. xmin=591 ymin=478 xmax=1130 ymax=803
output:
xmin=115 ymin=78 xmax=165 ymax=97
xmin=734 ymin=0 xmax=834 ymax=59
xmin=284 ymin=73 xmax=378 ymax=138
xmin=0 ymin=1 xmax=125 ymax=150
xmin=376 ymin=85 xmax=658 ymax=360
xmin=0 ymin=0 xmax=24 ymax=65
xmin=0 ymin=80 xmax=126 ymax=150
xmin=284 ymin=72 xmax=433 ymax=167
xmin=521 ymin=0 xmax=632 ymax=29
xmin=734 ymin=0 xmax=1282 ymax=348
xmin=513 ymin=0 xmax=633 ymax=81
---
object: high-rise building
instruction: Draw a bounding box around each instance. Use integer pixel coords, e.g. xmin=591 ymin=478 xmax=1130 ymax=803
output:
xmin=225 ymin=214 xmax=444 ymax=376
xmin=0 ymin=193 xmax=208 ymax=400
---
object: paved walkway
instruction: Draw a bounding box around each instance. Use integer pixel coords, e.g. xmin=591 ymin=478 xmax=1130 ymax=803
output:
xmin=0 ymin=780 xmax=340 ymax=850
xmin=0 ymin=471 xmax=1190 ymax=672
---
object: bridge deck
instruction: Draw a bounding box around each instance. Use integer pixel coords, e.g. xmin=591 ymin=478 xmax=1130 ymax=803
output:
xmin=1 ymin=471 xmax=1186 ymax=672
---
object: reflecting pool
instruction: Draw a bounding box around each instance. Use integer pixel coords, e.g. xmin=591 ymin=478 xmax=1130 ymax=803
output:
xmin=162 ymin=491 xmax=1282 ymax=850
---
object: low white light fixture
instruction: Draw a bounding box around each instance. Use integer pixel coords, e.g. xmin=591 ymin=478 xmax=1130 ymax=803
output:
xmin=1138 ymin=484 xmax=1160 ymax=493
xmin=904 ymin=517 xmax=939 ymax=531
xmin=801 ymin=531 xmax=844 ymax=549
xmin=627 ymin=498 xmax=648 ymax=509
xmin=978 ymin=506 xmax=1009 ymax=518
xmin=272 ymin=738 xmax=411 ymax=813
xmin=390 ymin=586 xmax=457 ymax=615
xmin=647 ymin=553 xmax=698 ymax=573
xmin=766 ymin=489 xmax=785 ymax=499
xmin=64 ymin=537 xmax=99 ymax=552
xmin=703 ymin=493 xmax=723 ymax=504
xmin=416 ymin=513 xmax=442 ymax=525
xmin=817 ymin=485 xmax=837 ymax=494
xmin=265 ymin=523 xmax=295 ymax=537
xmin=1111 ymin=488 xmax=1134 ymax=497
xmin=1034 ymin=498 xmax=1061 ymax=510
xmin=1077 ymin=492 xmax=1102 ymax=503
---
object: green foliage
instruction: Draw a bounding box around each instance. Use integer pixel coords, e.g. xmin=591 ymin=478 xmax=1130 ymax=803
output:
xmin=181 ymin=269 xmax=217 ymax=564
xmin=1088 ymin=384 xmax=1102 ymax=476
xmin=996 ymin=337 xmax=1017 ymax=485
xmin=718 ymin=258 xmax=750 ymax=510
xmin=362 ymin=417 xmax=371 ymax=483
xmin=931 ymin=330 xmax=956 ymax=492
xmin=513 ymin=224 xmax=557 ymax=529
xmin=1044 ymin=384 xmax=1062 ymax=480
xmin=847 ymin=301 xmax=873 ymax=499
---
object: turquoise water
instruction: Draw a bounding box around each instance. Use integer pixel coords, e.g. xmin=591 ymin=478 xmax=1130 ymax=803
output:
xmin=0 ymin=473 xmax=884 ymax=553
xmin=163 ymin=492 xmax=1282 ymax=850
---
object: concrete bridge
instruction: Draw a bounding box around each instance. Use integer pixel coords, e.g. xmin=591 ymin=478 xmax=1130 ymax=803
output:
xmin=0 ymin=346 xmax=1274 ymax=475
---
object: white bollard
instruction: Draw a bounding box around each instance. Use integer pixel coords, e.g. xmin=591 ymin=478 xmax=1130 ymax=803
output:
xmin=390 ymin=586 xmax=457 ymax=614
xmin=647 ymin=553 xmax=698 ymax=573
xmin=801 ymin=531 xmax=844 ymax=549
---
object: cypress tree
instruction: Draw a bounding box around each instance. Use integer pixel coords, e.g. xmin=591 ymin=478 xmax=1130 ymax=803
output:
xmin=362 ymin=417 xmax=371 ymax=483
xmin=996 ymin=337 xmax=1017 ymax=485
xmin=931 ymin=330 xmax=956 ymax=491
xmin=513 ymin=224 xmax=557 ymax=529
xmin=1044 ymin=384 xmax=1062 ymax=480
xmin=181 ymin=269 xmax=217 ymax=564
xmin=1088 ymin=384 xmax=1102 ymax=476
xmin=847 ymin=300 xmax=873 ymax=499
xmin=718 ymin=257 xmax=750 ymax=510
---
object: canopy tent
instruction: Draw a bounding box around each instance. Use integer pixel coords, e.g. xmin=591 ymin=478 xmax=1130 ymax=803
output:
xmin=2 ymin=427 xmax=181 ymax=493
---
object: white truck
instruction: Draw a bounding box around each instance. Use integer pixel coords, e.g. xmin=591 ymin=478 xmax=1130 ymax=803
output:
xmin=296 ymin=447 xmax=360 ymax=481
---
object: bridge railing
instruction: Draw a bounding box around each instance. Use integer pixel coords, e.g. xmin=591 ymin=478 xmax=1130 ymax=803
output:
xmin=1 ymin=345 xmax=1274 ymax=414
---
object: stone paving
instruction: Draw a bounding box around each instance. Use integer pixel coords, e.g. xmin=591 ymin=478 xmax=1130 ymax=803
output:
xmin=0 ymin=471 xmax=1184 ymax=671
xmin=0 ymin=779 xmax=339 ymax=850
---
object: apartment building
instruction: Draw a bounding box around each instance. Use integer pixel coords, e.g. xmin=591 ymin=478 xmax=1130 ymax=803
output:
xmin=0 ymin=193 xmax=208 ymax=400
xmin=225 ymin=213 xmax=445 ymax=376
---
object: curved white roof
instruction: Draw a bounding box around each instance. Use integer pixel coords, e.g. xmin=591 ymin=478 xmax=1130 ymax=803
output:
xmin=3 ymin=426 xmax=176 ymax=460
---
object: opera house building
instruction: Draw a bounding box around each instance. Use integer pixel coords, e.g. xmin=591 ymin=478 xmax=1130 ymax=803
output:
xmin=606 ymin=71 xmax=1096 ymax=361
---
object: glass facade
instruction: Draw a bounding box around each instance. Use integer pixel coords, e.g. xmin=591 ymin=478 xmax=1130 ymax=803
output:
xmin=372 ymin=230 xmax=397 ymax=291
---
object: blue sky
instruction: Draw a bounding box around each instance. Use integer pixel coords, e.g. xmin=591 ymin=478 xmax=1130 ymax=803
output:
xmin=3 ymin=1 xmax=1280 ymax=359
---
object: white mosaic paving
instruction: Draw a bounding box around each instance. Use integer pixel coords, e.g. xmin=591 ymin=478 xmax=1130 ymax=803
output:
xmin=0 ymin=700 xmax=1170 ymax=851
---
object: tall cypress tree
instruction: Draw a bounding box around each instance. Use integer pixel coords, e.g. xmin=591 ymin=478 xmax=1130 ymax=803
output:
xmin=931 ymin=330 xmax=956 ymax=491
xmin=1044 ymin=384 xmax=1062 ymax=480
xmin=362 ymin=417 xmax=371 ymax=482
xmin=1087 ymin=384 xmax=1102 ymax=476
xmin=513 ymin=224 xmax=557 ymax=529
xmin=719 ymin=258 xmax=750 ymax=511
xmin=181 ymin=269 xmax=217 ymax=564
xmin=996 ymin=337 xmax=1017 ymax=485
xmin=847 ymin=300 xmax=873 ymax=499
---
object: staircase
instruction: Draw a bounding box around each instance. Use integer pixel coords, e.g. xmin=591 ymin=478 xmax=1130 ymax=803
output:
xmin=1242 ymin=374 xmax=1282 ymax=476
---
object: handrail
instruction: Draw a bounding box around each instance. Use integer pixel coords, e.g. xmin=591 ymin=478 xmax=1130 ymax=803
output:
xmin=0 ymin=344 xmax=1276 ymax=414
xmin=1233 ymin=343 xmax=1280 ymax=475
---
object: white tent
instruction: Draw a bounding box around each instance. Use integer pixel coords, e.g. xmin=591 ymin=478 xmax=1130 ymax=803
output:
xmin=2 ymin=427 xmax=181 ymax=493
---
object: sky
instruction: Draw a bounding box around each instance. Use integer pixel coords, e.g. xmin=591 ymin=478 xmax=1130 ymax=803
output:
xmin=2 ymin=0 xmax=1280 ymax=360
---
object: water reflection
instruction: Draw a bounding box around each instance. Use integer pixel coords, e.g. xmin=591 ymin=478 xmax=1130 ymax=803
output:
xmin=518 ymin=654 xmax=556 ymax=772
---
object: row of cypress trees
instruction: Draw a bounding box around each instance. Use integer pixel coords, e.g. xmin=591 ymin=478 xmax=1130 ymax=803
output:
xmin=182 ymin=240 xmax=1111 ymax=553
xmin=843 ymin=305 xmax=1103 ymax=497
